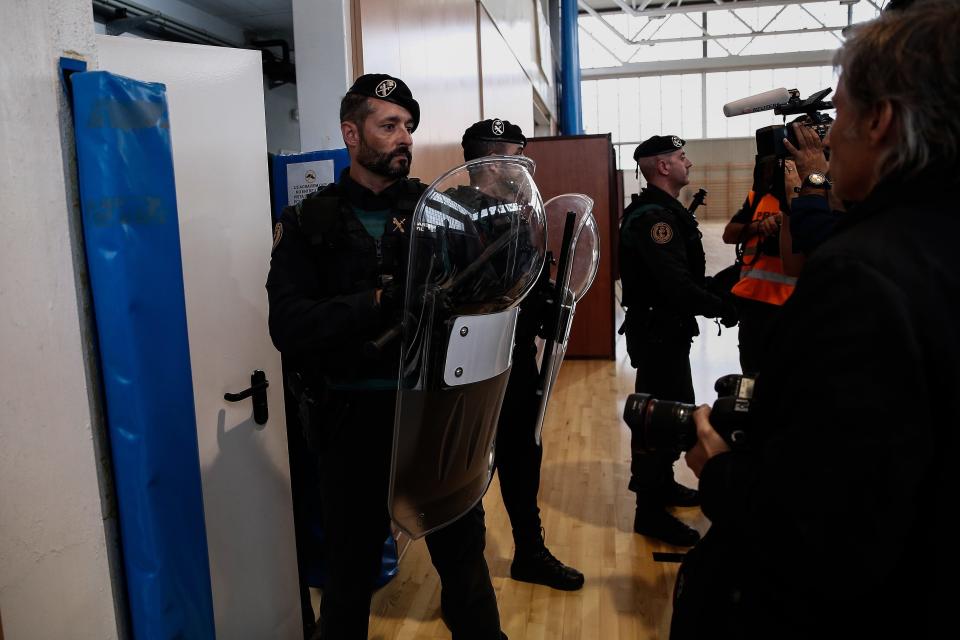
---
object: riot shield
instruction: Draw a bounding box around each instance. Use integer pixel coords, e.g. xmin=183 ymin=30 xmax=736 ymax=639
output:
xmin=534 ymin=194 xmax=600 ymax=444
xmin=389 ymin=156 xmax=546 ymax=538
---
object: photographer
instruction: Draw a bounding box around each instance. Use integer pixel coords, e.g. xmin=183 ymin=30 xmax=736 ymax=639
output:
xmin=780 ymin=122 xmax=843 ymax=273
xmin=673 ymin=2 xmax=960 ymax=638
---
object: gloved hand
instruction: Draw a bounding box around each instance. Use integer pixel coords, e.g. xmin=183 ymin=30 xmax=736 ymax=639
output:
xmin=378 ymin=280 xmax=404 ymax=320
xmin=719 ymin=296 xmax=739 ymax=328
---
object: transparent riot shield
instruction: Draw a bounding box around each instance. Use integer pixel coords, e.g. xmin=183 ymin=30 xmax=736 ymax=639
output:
xmin=389 ymin=155 xmax=546 ymax=538
xmin=534 ymin=194 xmax=600 ymax=444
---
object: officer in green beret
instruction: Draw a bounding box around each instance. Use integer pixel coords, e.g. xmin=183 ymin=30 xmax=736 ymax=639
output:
xmin=619 ymin=135 xmax=736 ymax=547
xmin=267 ymin=74 xmax=507 ymax=640
xmin=456 ymin=118 xmax=585 ymax=592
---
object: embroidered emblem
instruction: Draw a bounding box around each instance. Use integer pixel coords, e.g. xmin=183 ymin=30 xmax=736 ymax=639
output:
xmin=375 ymin=79 xmax=396 ymax=97
xmin=272 ymin=221 xmax=283 ymax=250
xmin=651 ymin=222 xmax=673 ymax=244
xmin=392 ymin=216 xmax=405 ymax=233
xmin=492 ymin=118 xmax=505 ymax=136
xmin=671 ymin=135 xmax=682 ymax=148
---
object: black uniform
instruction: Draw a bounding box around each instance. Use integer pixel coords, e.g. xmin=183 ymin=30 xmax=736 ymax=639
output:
xmin=445 ymin=179 xmax=584 ymax=590
xmin=671 ymin=177 xmax=959 ymax=640
xmin=442 ymin=186 xmax=547 ymax=540
xmin=494 ymin=274 xmax=550 ymax=546
xmin=267 ymin=169 xmax=503 ymax=640
xmin=619 ymin=185 xmax=726 ymax=517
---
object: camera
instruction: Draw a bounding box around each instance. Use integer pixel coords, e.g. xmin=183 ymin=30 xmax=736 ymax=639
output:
xmin=756 ymin=111 xmax=834 ymax=160
xmin=756 ymin=88 xmax=834 ymax=159
xmin=724 ymin=87 xmax=834 ymax=160
xmin=622 ymin=374 xmax=756 ymax=453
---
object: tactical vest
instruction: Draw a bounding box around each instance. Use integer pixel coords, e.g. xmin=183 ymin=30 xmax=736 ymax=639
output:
xmin=295 ymin=179 xmax=424 ymax=299
xmin=619 ymin=195 xmax=706 ymax=310
xmin=731 ymin=191 xmax=796 ymax=306
xmin=619 ymin=195 xmax=706 ymax=340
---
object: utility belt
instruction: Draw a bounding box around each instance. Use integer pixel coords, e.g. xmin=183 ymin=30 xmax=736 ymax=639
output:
xmin=620 ymin=306 xmax=699 ymax=343
xmin=287 ymin=369 xmax=396 ymax=451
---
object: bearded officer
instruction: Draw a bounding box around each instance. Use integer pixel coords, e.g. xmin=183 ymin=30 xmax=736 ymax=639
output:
xmin=455 ymin=118 xmax=584 ymax=591
xmin=619 ymin=135 xmax=735 ymax=547
xmin=267 ymin=74 xmax=507 ymax=640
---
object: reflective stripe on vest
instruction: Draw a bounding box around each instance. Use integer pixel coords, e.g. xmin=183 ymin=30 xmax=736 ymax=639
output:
xmin=731 ymin=191 xmax=797 ymax=306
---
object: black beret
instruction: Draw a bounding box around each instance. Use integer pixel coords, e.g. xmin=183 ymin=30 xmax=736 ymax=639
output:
xmin=461 ymin=118 xmax=526 ymax=148
xmin=633 ymin=135 xmax=685 ymax=161
xmin=346 ymin=73 xmax=420 ymax=131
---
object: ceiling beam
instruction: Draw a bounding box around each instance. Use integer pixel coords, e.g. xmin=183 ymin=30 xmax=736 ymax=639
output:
xmin=581 ymin=0 xmax=837 ymax=18
xmin=581 ymin=48 xmax=836 ymax=79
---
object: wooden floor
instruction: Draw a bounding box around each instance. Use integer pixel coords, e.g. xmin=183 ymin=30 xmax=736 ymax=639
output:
xmin=317 ymin=221 xmax=741 ymax=639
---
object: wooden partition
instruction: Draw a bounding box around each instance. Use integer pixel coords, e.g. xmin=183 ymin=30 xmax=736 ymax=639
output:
xmin=355 ymin=0 xmax=482 ymax=182
xmin=524 ymin=134 xmax=620 ymax=359
xmin=354 ymin=0 xmax=556 ymax=183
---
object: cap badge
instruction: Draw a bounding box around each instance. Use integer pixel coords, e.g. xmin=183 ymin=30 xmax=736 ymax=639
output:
xmin=671 ymin=136 xmax=682 ymax=148
xmin=492 ymin=119 xmax=505 ymax=136
xmin=651 ymin=222 xmax=674 ymax=244
xmin=375 ymin=79 xmax=397 ymax=97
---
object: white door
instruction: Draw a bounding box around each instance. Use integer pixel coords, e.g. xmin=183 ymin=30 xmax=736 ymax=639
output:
xmin=96 ymin=35 xmax=301 ymax=639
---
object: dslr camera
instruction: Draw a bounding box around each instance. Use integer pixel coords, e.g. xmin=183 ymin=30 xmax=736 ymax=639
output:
xmin=623 ymin=374 xmax=755 ymax=453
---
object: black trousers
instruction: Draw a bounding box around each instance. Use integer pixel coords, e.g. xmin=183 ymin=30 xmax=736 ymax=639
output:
xmin=494 ymin=352 xmax=544 ymax=550
xmin=315 ymin=391 xmax=502 ymax=640
xmin=736 ymin=298 xmax=782 ymax=376
xmin=628 ymin=336 xmax=694 ymax=503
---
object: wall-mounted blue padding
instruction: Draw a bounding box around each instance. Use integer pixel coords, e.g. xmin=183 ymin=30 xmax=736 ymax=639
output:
xmin=71 ymin=71 xmax=215 ymax=640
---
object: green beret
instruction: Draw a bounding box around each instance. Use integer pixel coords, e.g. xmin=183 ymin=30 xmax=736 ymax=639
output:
xmin=346 ymin=73 xmax=420 ymax=131
xmin=461 ymin=118 xmax=527 ymax=148
xmin=633 ymin=135 xmax=685 ymax=161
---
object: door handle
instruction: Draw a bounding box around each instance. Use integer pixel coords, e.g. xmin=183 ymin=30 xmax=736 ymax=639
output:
xmin=224 ymin=369 xmax=269 ymax=425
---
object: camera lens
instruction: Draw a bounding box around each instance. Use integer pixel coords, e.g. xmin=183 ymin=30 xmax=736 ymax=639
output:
xmin=623 ymin=393 xmax=698 ymax=453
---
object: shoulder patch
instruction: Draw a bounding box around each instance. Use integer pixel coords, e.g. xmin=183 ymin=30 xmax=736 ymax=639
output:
xmin=272 ymin=221 xmax=283 ymax=251
xmin=650 ymin=221 xmax=674 ymax=244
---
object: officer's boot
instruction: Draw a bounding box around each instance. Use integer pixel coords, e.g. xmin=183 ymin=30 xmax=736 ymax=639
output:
xmin=633 ymin=495 xmax=701 ymax=547
xmin=663 ymin=480 xmax=700 ymax=507
xmin=509 ymin=528 xmax=585 ymax=591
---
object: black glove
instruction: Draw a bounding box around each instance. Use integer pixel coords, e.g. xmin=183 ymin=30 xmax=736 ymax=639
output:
xmin=378 ymin=279 xmax=404 ymax=320
xmin=719 ymin=295 xmax=739 ymax=328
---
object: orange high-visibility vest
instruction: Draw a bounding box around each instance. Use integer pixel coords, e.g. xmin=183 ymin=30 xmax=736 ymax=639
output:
xmin=731 ymin=191 xmax=797 ymax=306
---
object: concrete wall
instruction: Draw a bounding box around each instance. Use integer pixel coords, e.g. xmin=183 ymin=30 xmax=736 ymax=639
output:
xmin=263 ymin=79 xmax=301 ymax=154
xmin=0 ymin=1 xmax=121 ymax=639
xmin=293 ymin=0 xmax=352 ymax=151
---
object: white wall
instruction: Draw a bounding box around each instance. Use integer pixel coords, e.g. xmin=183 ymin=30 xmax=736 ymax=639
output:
xmin=263 ymin=78 xmax=301 ymax=154
xmin=293 ymin=0 xmax=352 ymax=151
xmin=0 ymin=2 xmax=120 ymax=638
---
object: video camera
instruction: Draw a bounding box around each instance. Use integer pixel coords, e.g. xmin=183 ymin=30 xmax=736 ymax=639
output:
xmin=724 ymin=87 xmax=834 ymax=159
xmin=623 ymin=374 xmax=755 ymax=453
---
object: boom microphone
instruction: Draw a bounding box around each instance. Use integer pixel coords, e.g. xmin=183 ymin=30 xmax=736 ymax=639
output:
xmin=722 ymin=88 xmax=792 ymax=117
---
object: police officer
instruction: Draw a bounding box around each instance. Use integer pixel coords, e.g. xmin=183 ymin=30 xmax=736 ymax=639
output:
xmin=619 ymin=135 xmax=735 ymax=547
xmin=267 ymin=74 xmax=507 ymax=640
xmin=456 ymin=119 xmax=584 ymax=591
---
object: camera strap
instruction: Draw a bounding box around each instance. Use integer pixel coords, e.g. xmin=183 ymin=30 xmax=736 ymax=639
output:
xmin=736 ymin=192 xmax=765 ymax=267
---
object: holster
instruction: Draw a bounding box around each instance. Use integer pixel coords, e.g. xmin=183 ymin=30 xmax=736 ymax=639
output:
xmin=286 ymin=371 xmax=324 ymax=453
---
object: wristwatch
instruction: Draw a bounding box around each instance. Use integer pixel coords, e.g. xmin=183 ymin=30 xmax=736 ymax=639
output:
xmin=798 ymin=171 xmax=832 ymax=191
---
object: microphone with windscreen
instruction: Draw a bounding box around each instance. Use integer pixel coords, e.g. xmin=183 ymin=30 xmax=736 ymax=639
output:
xmin=722 ymin=88 xmax=792 ymax=117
